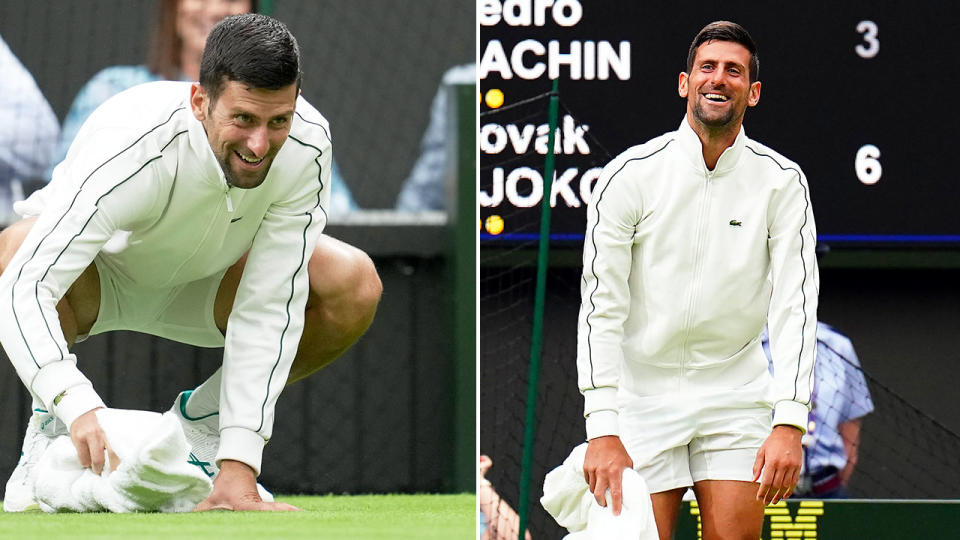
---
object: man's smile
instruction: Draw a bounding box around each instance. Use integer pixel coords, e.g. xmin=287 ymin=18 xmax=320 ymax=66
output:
xmin=234 ymin=150 xmax=266 ymax=170
xmin=703 ymin=92 xmax=729 ymax=103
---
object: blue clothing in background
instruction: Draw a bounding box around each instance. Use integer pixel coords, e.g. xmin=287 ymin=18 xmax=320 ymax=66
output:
xmin=762 ymin=322 xmax=874 ymax=496
xmin=0 ymin=35 xmax=60 ymax=225
xmin=49 ymin=66 xmax=158 ymax=178
xmin=395 ymin=63 xmax=475 ymax=212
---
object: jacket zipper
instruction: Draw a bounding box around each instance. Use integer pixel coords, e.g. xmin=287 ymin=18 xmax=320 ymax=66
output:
xmin=679 ymin=167 xmax=714 ymax=379
xmin=161 ymin=183 xmax=230 ymax=287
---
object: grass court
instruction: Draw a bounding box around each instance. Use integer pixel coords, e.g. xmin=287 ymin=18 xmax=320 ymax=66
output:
xmin=0 ymin=493 xmax=473 ymax=539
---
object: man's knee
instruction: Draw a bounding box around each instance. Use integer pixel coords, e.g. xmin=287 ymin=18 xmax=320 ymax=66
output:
xmin=347 ymin=250 xmax=383 ymax=316
xmin=0 ymin=218 xmax=35 ymax=275
xmin=307 ymin=236 xmax=382 ymax=325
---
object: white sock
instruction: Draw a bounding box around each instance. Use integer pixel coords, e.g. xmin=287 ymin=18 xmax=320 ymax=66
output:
xmin=184 ymin=367 xmax=222 ymax=419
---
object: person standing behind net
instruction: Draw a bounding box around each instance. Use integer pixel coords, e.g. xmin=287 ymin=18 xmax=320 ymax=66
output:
xmin=46 ymin=0 xmax=358 ymax=215
xmin=0 ymin=34 xmax=59 ymax=225
xmin=394 ymin=63 xmax=474 ymax=213
xmin=479 ymin=454 xmax=533 ymax=540
xmin=762 ymin=322 xmax=874 ymax=498
xmin=1 ymin=13 xmax=381 ymax=512
xmin=578 ymin=21 xmax=818 ymax=539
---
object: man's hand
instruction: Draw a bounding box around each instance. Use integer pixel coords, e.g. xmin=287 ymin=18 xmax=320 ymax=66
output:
xmin=753 ymin=425 xmax=803 ymax=505
xmin=69 ymin=407 xmax=120 ymax=475
xmin=583 ymin=435 xmax=633 ymax=516
xmin=195 ymin=460 xmax=300 ymax=511
xmin=479 ymin=454 xmax=493 ymax=478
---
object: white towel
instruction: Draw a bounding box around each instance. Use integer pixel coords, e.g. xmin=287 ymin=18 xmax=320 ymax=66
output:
xmin=541 ymin=443 xmax=659 ymax=540
xmin=33 ymin=409 xmax=212 ymax=513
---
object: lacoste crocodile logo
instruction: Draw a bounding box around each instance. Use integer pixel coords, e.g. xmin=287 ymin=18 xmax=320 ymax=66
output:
xmin=729 ymin=220 xmax=742 ymax=227
xmin=230 ymin=216 xmax=243 ymax=223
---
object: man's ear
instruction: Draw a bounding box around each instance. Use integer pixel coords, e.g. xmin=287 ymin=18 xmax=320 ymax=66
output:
xmin=190 ymin=83 xmax=208 ymax=121
xmin=678 ymin=72 xmax=689 ymax=98
xmin=747 ymin=80 xmax=762 ymax=107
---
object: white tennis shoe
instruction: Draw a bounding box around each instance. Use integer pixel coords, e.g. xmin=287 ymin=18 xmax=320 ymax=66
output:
xmin=3 ymin=411 xmax=67 ymax=512
xmin=170 ymin=391 xmax=274 ymax=502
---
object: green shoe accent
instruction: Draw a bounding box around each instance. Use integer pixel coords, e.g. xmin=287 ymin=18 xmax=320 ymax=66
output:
xmin=178 ymin=390 xmax=219 ymax=421
xmin=187 ymin=451 xmax=216 ymax=478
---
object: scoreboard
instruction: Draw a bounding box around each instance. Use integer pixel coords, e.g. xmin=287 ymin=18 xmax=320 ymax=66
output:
xmin=479 ymin=1 xmax=960 ymax=246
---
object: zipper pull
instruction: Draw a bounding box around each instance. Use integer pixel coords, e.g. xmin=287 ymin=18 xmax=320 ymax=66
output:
xmin=225 ymin=189 xmax=234 ymax=213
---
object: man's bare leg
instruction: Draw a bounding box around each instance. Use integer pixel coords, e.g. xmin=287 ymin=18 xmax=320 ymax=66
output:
xmin=0 ymin=217 xmax=101 ymax=347
xmin=692 ymin=480 xmax=765 ymax=540
xmin=193 ymin=234 xmax=381 ymax=511
xmin=2 ymin=225 xmax=381 ymax=389
xmin=213 ymin=233 xmax=382 ymax=381
xmin=650 ymin=487 xmax=686 ymax=540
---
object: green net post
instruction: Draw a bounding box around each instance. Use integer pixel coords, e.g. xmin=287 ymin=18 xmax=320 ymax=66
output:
xmin=517 ymin=78 xmax=560 ymax=539
xmin=448 ymin=83 xmax=477 ymax=492
xmin=256 ymin=0 xmax=274 ymax=16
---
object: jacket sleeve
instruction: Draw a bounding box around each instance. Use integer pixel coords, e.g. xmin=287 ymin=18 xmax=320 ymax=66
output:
xmin=0 ymin=129 xmax=164 ymax=430
xmin=215 ymin=145 xmax=331 ymax=476
xmin=767 ymin=167 xmax=819 ymax=432
xmin=577 ymin=157 xmax=643 ymax=440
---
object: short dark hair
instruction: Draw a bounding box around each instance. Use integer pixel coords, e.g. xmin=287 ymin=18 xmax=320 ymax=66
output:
xmin=199 ymin=13 xmax=302 ymax=104
xmin=686 ymin=21 xmax=759 ymax=83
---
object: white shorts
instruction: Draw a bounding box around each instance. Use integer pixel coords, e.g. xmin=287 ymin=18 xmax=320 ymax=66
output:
xmin=618 ymin=369 xmax=773 ymax=493
xmin=84 ymin=256 xmax=228 ymax=348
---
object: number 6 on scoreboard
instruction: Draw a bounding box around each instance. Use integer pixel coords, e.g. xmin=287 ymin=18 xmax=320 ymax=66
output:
xmin=856 ymin=144 xmax=882 ymax=185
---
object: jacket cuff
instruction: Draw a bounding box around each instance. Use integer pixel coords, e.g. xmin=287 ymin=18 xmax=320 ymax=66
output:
xmin=582 ymin=386 xmax=618 ymax=417
xmin=773 ymin=400 xmax=810 ymax=434
xmin=216 ymin=426 xmax=266 ymax=477
xmin=53 ymin=384 xmax=106 ymax=431
xmin=585 ymin=410 xmax=619 ymax=440
xmin=31 ymin=359 xmax=105 ymax=430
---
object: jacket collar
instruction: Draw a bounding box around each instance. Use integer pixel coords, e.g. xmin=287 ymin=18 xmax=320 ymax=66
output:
xmin=676 ymin=115 xmax=746 ymax=177
xmin=185 ymin=97 xmax=229 ymax=189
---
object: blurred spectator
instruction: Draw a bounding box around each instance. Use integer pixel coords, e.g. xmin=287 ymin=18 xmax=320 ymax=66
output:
xmin=395 ymin=63 xmax=474 ymax=212
xmin=0 ymin=34 xmax=59 ymax=226
xmin=47 ymin=0 xmax=357 ymax=215
xmin=762 ymin=322 xmax=874 ymax=498
xmin=479 ymin=454 xmax=532 ymax=540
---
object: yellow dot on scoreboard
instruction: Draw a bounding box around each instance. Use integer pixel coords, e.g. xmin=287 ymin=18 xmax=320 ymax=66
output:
xmin=485 ymin=88 xmax=504 ymax=109
xmin=485 ymin=214 xmax=504 ymax=235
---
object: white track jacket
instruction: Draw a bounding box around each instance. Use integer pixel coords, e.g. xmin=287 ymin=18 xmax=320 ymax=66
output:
xmin=578 ymin=117 xmax=818 ymax=441
xmin=0 ymin=82 xmax=331 ymax=475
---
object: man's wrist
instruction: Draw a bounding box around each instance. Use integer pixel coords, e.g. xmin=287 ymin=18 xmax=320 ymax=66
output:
xmin=218 ymin=459 xmax=256 ymax=478
xmin=31 ymin=361 xmax=105 ymax=429
xmin=216 ymin=426 xmax=265 ymax=476
xmin=53 ymin=384 xmax=107 ymax=431
xmin=772 ymin=400 xmax=809 ymax=433
xmin=584 ymin=410 xmax=619 ymax=440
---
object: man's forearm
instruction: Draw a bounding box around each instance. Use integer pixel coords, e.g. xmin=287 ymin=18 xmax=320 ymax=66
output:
xmin=839 ymin=419 xmax=862 ymax=485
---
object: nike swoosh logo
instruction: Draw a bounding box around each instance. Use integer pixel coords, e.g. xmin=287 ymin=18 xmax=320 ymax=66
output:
xmin=230 ymin=216 xmax=243 ymax=223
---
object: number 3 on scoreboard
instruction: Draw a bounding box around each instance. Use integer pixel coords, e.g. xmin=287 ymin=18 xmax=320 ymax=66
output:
xmin=856 ymin=20 xmax=879 ymax=59
xmin=856 ymin=144 xmax=882 ymax=185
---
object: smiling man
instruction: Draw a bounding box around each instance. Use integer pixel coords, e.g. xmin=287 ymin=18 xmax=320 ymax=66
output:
xmin=0 ymin=14 xmax=381 ymax=512
xmin=578 ymin=21 xmax=818 ymax=539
